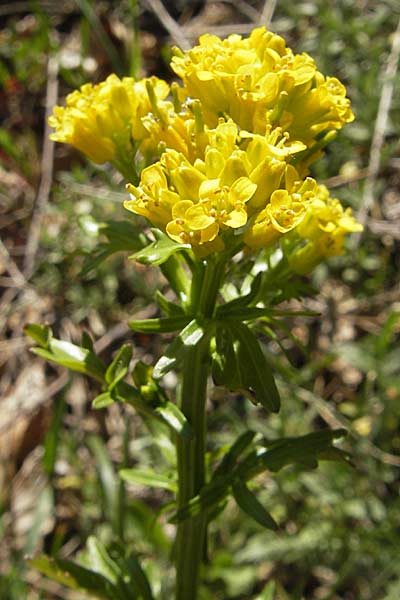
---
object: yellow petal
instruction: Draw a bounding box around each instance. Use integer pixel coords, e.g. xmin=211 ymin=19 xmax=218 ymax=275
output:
xmin=229 ymin=177 xmax=257 ymax=204
xmin=225 ymin=208 xmax=248 ymax=228
xmin=186 ymin=205 xmax=215 ymax=230
xmin=172 ymin=200 xmax=193 ymax=219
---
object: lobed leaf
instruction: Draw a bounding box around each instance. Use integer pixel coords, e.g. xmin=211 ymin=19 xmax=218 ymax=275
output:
xmin=213 ymin=322 xmax=280 ymax=413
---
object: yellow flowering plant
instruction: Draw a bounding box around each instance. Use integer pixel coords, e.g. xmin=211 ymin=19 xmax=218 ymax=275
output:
xmin=26 ymin=26 xmax=362 ymax=600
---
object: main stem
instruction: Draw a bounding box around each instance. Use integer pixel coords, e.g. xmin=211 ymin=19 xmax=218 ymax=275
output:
xmin=175 ymin=257 xmax=225 ymax=600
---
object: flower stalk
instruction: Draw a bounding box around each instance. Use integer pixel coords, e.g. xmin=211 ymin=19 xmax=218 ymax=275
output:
xmin=175 ymin=257 xmax=225 ymax=599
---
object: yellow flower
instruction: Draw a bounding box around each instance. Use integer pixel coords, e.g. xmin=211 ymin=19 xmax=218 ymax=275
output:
xmin=171 ymin=27 xmax=354 ymax=162
xmin=289 ymin=185 xmax=363 ymax=273
xmin=48 ymin=74 xmax=169 ymax=165
xmin=141 ymin=87 xmax=209 ymax=163
xmin=243 ymin=171 xmax=316 ymax=249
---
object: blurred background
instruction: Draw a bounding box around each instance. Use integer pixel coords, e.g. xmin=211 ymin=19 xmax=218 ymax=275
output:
xmin=1 ymin=0 xmax=400 ymax=598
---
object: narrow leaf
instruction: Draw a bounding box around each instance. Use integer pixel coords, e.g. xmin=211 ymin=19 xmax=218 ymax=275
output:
xmin=119 ymin=469 xmax=177 ymax=492
xmin=24 ymin=323 xmax=52 ymax=348
xmin=131 ymin=235 xmax=190 ymax=266
xmin=87 ymin=436 xmax=119 ymax=530
xmin=87 ymin=537 xmax=122 ymax=585
xmin=28 ymin=555 xmax=120 ymax=599
xmin=213 ymin=431 xmax=256 ymax=480
xmin=93 ymin=391 xmax=115 ymax=409
xmin=153 ymin=319 xmax=205 ymax=379
xmin=114 ymin=381 xmax=192 ymax=439
xmin=122 ymin=550 xmax=154 ymax=600
xmin=32 ymin=338 xmax=106 ymax=383
xmin=81 ymin=331 xmax=94 ymax=351
xmin=212 ymin=324 xmax=241 ymax=389
xmin=155 ymin=290 xmax=185 ymax=317
xmin=232 ymin=481 xmax=278 ymax=530
xmin=217 ymin=272 xmax=262 ymax=314
xmin=169 ymin=479 xmax=230 ymax=524
xmin=129 ymin=316 xmax=191 ymax=334
xmin=105 ymin=344 xmax=133 ymax=388
xmin=154 ymin=401 xmax=193 ymax=439
xmin=231 ymin=322 xmax=280 ymax=413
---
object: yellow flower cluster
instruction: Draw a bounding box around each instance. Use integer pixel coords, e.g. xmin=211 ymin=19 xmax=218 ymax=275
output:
xmin=125 ymin=121 xmax=312 ymax=255
xmin=289 ymin=185 xmax=363 ymax=273
xmin=171 ymin=27 xmax=354 ymax=154
xmin=49 ymin=26 xmax=361 ymax=266
xmin=49 ymin=74 xmax=169 ymax=165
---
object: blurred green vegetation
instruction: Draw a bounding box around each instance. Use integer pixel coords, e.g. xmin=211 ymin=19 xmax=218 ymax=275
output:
xmin=1 ymin=1 xmax=400 ymax=599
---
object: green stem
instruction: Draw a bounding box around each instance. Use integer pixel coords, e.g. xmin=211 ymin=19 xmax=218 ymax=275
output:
xmin=175 ymin=257 xmax=225 ymax=600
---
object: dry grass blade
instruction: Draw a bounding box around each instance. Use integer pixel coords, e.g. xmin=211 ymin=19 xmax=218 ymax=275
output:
xmin=0 ymin=238 xmax=26 ymax=287
xmin=356 ymin=16 xmax=400 ymax=237
xmin=23 ymin=54 xmax=59 ymax=280
xmin=259 ymin=0 xmax=277 ymax=27
xmin=142 ymin=0 xmax=191 ymax=50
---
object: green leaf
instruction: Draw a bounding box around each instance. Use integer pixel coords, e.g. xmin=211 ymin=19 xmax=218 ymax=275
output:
xmin=110 ymin=543 xmax=154 ymax=600
xmin=24 ymin=323 xmax=51 ymax=348
xmin=131 ymin=232 xmax=190 ymax=266
xmin=93 ymin=391 xmax=115 ymax=409
xmin=213 ymin=431 xmax=256 ymax=480
xmin=81 ymin=331 xmax=95 ymax=351
xmin=256 ymin=581 xmax=276 ymax=600
xmin=169 ymin=478 xmax=230 ymax=524
xmin=114 ymin=381 xmax=192 ymax=439
xmin=28 ymin=555 xmax=120 ymax=599
xmin=155 ymin=290 xmax=185 ymax=317
xmin=105 ymin=344 xmax=133 ymax=390
xmin=120 ymin=550 xmax=154 ymax=600
xmin=153 ymin=319 xmax=206 ymax=379
xmin=232 ymin=481 xmax=278 ymax=530
xmin=154 ymin=401 xmax=193 ymax=439
xmin=232 ymin=322 xmax=280 ymax=413
xmin=81 ymin=220 xmax=147 ymax=276
xmin=218 ymin=272 xmax=262 ymax=315
xmin=214 ymin=322 xmax=280 ymax=413
xmin=87 ymin=537 xmax=123 ymax=586
xmin=172 ymin=430 xmax=348 ymax=524
xmin=129 ymin=316 xmax=191 ymax=334
xmin=132 ymin=360 xmax=153 ymax=387
xmin=212 ymin=324 xmax=241 ymax=390
xmin=87 ymin=436 xmax=119 ymax=531
xmin=32 ymin=338 xmax=106 ymax=383
xmin=221 ymin=307 xmax=271 ymax=321
xmin=119 ymin=468 xmax=177 ymax=492
xmin=236 ymin=429 xmax=347 ymax=481
xmin=377 ymin=311 xmax=400 ymax=357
